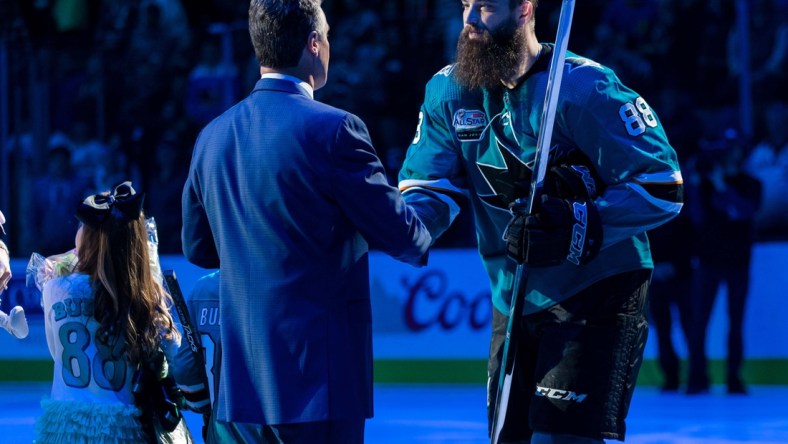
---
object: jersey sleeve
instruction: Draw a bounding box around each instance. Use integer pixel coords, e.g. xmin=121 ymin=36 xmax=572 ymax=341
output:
xmin=398 ymin=67 xmax=474 ymax=242
xmin=562 ymin=62 xmax=684 ymax=246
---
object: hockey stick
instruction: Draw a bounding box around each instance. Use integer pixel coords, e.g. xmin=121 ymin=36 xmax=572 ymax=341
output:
xmin=163 ymin=270 xmax=212 ymax=436
xmin=489 ymin=1 xmax=576 ymax=443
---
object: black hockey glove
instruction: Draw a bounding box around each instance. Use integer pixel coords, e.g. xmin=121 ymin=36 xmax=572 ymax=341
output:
xmin=505 ymin=193 xmax=603 ymax=267
xmin=505 ymin=158 xmax=604 ymax=266
xmin=543 ymin=164 xmax=600 ymax=201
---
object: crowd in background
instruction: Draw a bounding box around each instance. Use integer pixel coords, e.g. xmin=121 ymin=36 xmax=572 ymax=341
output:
xmin=0 ymin=0 xmax=786 ymax=257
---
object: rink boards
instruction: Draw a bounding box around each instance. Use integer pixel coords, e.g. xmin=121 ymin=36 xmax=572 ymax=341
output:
xmin=2 ymin=243 xmax=787 ymax=384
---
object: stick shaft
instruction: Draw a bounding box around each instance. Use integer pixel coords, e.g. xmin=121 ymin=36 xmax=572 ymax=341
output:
xmin=527 ymin=0 xmax=576 ymax=213
xmin=163 ymin=270 xmax=212 ymax=430
xmin=490 ymin=2 xmax=576 ymax=442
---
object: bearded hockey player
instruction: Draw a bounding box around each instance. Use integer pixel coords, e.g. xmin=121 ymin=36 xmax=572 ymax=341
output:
xmin=398 ymin=1 xmax=682 ymax=441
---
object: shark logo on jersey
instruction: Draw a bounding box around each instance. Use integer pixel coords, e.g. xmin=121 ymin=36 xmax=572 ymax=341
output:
xmin=476 ymin=138 xmax=532 ymax=211
xmin=453 ymin=109 xmax=488 ymax=142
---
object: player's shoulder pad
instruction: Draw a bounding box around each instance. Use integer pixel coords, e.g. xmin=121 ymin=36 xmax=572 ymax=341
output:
xmin=435 ymin=64 xmax=456 ymax=77
xmin=425 ymin=64 xmax=480 ymax=105
xmin=427 ymin=64 xmax=461 ymax=90
xmin=560 ymin=52 xmax=617 ymax=101
xmin=564 ymin=52 xmax=611 ymax=77
xmin=191 ymin=270 xmax=220 ymax=299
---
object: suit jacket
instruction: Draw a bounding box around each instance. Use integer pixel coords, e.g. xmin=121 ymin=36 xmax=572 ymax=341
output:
xmin=182 ymin=77 xmax=430 ymax=425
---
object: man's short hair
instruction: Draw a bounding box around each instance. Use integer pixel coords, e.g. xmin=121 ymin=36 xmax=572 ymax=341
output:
xmin=248 ymin=0 xmax=324 ymax=68
xmin=515 ymin=0 xmax=538 ymax=8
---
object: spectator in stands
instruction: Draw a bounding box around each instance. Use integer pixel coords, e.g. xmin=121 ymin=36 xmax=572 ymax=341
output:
xmin=144 ymin=132 xmax=187 ymax=254
xmin=69 ymin=119 xmax=111 ymax=190
xmin=726 ymin=0 xmax=788 ymax=105
xmin=30 ymin=142 xmax=93 ymax=255
xmin=185 ymin=38 xmax=240 ymax=128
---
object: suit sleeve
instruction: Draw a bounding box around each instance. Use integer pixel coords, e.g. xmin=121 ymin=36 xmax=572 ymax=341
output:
xmin=181 ymin=135 xmax=220 ymax=269
xmin=329 ymin=114 xmax=431 ymax=266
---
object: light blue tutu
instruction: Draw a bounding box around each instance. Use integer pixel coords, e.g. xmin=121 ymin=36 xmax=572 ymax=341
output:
xmin=35 ymin=398 xmax=147 ymax=443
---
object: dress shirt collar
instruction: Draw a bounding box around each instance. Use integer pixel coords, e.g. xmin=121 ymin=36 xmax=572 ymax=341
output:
xmin=260 ymin=73 xmax=314 ymax=99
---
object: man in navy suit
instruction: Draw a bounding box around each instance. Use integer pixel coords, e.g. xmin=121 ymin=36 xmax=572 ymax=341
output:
xmin=181 ymin=1 xmax=432 ymax=442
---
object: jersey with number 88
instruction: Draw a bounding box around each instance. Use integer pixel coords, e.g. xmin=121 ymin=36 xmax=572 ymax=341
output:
xmin=43 ymin=274 xmax=136 ymax=405
xmin=619 ymin=97 xmax=658 ymax=136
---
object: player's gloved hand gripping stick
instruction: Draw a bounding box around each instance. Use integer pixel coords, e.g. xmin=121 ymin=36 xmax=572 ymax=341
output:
xmin=506 ymin=163 xmax=603 ymax=267
xmin=490 ymin=1 xmax=576 ymax=442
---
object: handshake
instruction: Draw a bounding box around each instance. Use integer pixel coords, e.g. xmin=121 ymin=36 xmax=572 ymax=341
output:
xmin=504 ymin=163 xmax=603 ymax=267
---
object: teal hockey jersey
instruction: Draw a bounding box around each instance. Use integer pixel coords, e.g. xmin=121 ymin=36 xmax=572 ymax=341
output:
xmin=187 ymin=271 xmax=221 ymax=405
xmin=399 ymin=44 xmax=683 ymax=315
xmin=171 ymin=271 xmax=220 ymax=410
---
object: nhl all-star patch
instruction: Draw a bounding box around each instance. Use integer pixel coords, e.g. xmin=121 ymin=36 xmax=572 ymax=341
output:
xmin=453 ymin=109 xmax=488 ymax=142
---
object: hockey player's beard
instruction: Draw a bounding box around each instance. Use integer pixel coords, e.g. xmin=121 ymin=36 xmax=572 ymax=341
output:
xmin=455 ymin=19 xmax=524 ymax=90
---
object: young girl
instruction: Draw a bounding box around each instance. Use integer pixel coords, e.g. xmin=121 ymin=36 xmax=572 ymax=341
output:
xmin=35 ymin=181 xmax=190 ymax=443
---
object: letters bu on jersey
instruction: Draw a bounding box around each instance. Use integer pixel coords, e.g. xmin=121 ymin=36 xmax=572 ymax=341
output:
xmin=453 ymin=109 xmax=488 ymax=141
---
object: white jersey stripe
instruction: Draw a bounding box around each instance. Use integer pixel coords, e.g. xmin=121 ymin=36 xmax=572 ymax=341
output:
xmin=632 ymin=170 xmax=683 ymax=185
xmin=627 ymin=182 xmax=683 ymax=214
xmin=399 ymin=178 xmax=466 ymax=195
xmin=399 ymin=179 xmax=462 ymax=222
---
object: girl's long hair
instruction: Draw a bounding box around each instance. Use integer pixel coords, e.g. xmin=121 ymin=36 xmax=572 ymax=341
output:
xmin=76 ymin=212 xmax=177 ymax=367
